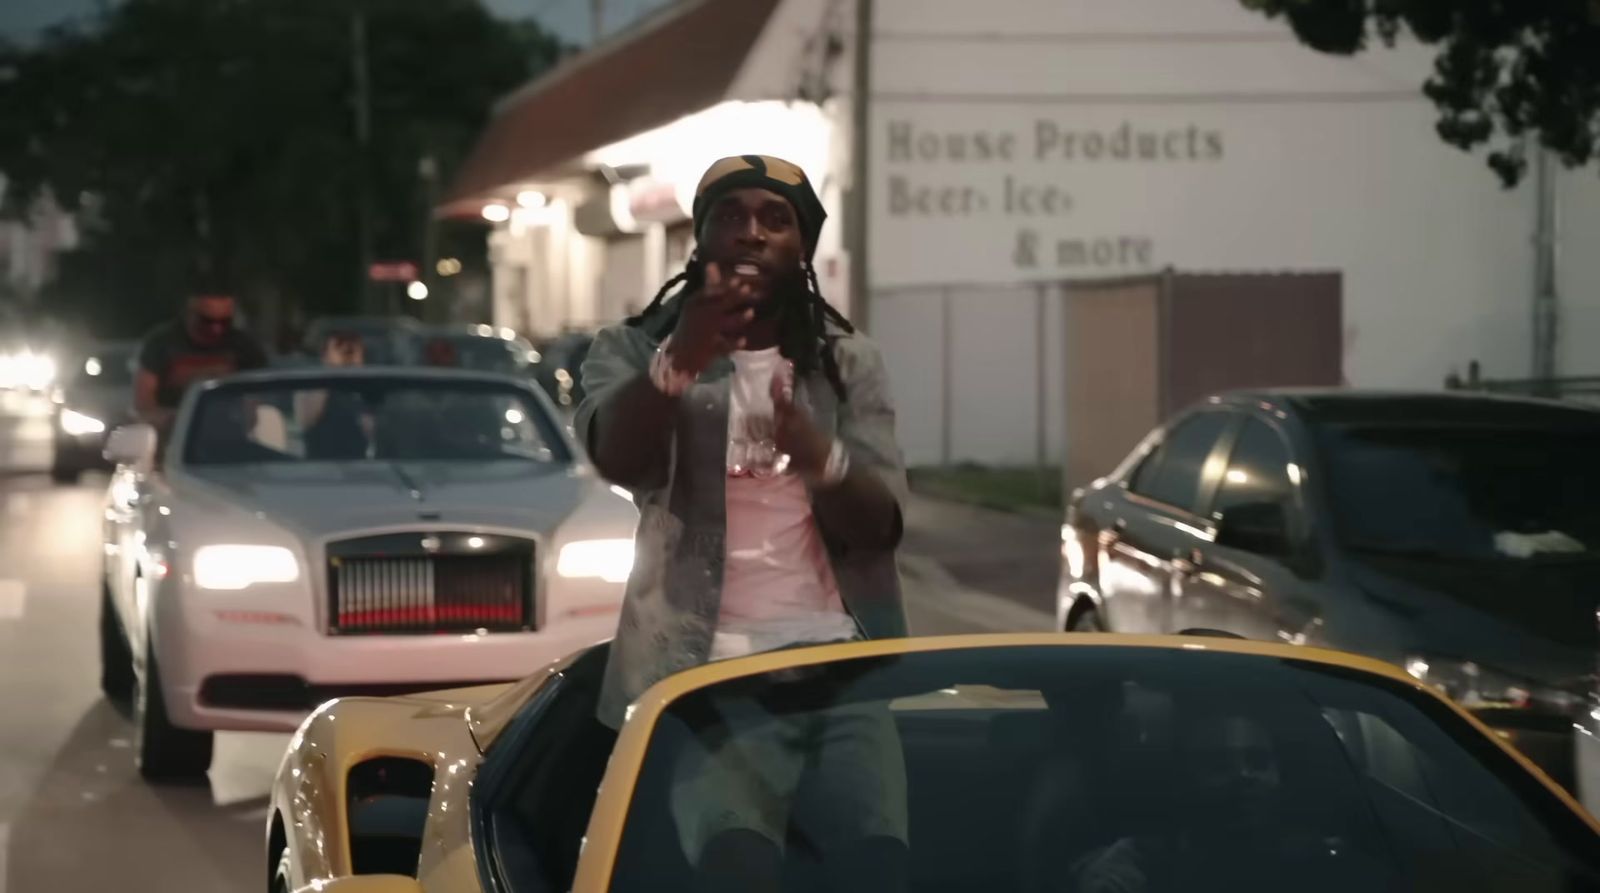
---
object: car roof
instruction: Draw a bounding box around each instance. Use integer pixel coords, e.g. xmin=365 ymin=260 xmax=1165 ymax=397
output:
xmin=306 ymin=315 xmax=424 ymax=332
xmin=200 ymin=365 xmax=535 ymax=388
xmin=420 ymin=323 xmax=511 ymax=336
xmin=419 ymin=325 xmax=532 ymax=344
xmin=1210 ymin=388 xmax=1600 ymax=429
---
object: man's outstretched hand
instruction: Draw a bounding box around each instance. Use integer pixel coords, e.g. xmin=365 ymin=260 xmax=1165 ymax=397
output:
xmin=668 ymin=262 xmax=756 ymax=376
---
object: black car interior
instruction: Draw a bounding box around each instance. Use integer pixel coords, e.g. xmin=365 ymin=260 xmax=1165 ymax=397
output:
xmin=480 ymin=646 xmax=1600 ymax=893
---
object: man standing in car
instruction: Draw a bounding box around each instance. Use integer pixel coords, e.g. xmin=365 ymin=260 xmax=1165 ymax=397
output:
xmin=577 ymin=155 xmax=909 ymax=893
xmin=135 ymin=287 xmax=269 ymax=436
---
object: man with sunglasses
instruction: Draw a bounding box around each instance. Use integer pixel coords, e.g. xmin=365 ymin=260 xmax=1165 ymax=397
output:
xmin=135 ymin=290 xmax=268 ymax=436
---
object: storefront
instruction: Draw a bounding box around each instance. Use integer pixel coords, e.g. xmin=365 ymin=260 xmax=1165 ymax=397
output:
xmin=441 ymin=0 xmax=851 ymax=341
xmin=866 ymin=0 xmax=1600 ymax=466
xmin=449 ymin=0 xmax=1600 ymax=467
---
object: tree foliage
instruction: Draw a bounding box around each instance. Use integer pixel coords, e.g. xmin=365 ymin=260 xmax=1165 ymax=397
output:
xmin=0 ymin=0 xmax=564 ymax=339
xmin=1239 ymin=0 xmax=1600 ymax=186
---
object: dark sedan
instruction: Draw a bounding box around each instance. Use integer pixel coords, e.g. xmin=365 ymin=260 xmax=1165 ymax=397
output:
xmin=1059 ymin=390 xmax=1600 ymax=806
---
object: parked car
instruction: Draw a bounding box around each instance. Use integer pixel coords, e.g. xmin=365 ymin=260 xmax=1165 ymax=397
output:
xmin=533 ymin=331 xmax=594 ymax=409
xmin=50 ymin=341 xmax=139 ymax=483
xmin=1059 ymin=390 xmax=1600 ymax=806
xmin=301 ymin=315 xmax=423 ymax=366
xmin=98 ymin=367 xmax=636 ymax=781
xmin=416 ymin=324 xmax=540 ymax=377
xmin=267 ymin=633 xmax=1600 ymax=893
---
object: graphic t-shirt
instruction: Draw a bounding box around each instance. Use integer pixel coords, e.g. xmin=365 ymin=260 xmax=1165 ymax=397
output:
xmin=713 ymin=347 xmax=859 ymax=661
xmin=138 ymin=320 xmax=269 ymax=408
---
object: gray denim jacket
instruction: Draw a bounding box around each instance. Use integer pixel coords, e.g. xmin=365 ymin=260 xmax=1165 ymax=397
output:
xmin=575 ymin=321 xmax=910 ymax=728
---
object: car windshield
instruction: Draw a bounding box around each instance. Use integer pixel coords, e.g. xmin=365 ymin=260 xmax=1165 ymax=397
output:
xmin=1316 ymin=423 xmax=1600 ymax=561
xmin=608 ymin=646 xmax=1600 ymax=893
xmin=182 ymin=377 xmax=568 ymax=465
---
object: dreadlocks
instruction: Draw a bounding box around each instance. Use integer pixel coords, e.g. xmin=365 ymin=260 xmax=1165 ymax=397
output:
xmin=627 ymin=256 xmax=855 ymax=402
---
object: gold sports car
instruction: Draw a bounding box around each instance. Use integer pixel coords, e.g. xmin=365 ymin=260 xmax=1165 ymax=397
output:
xmin=267 ymin=634 xmax=1600 ymax=893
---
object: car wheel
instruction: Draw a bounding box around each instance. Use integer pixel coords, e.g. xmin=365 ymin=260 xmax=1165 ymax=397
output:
xmin=99 ymin=583 xmax=135 ymax=704
xmin=1067 ymin=605 xmax=1106 ymax=633
xmin=271 ymin=846 xmax=292 ymax=893
xmin=134 ymin=632 xmax=213 ymax=783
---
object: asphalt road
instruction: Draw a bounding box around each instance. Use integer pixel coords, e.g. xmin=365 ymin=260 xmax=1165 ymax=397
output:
xmin=0 ymin=390 xmax=1048 ymax=893
xmin=0 ymin=392 xmax=283 ymax=893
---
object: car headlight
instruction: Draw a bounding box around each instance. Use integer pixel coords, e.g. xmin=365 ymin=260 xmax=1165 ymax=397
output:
xmin=193 ymin=545 xmax=301 ymax=590
xmin=60 ymin=408 xmax=106 ymax=436
xmin=556 ymin=538 xmax=634 ymax=584
xmin=7 ymin=350 xmax=55 ymax=389
xmin=1405 ymin=655 xmax=1587 ymax=714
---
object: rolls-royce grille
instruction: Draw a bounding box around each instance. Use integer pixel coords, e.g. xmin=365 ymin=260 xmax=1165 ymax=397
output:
xmin=328 ymin=550 xmax=533 ymax=635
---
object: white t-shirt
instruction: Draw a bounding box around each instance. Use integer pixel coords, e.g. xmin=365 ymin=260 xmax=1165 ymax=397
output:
xmin=713 ymin=347 xmax=859 ymax=660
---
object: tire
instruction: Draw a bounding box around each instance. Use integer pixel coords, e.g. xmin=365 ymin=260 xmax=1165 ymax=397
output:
xmin=271 ymin=846 xmax=292 ymax=893
xmin=134 ymin=633 xmax=214 ymax=782
xmin=1067 ymin=605 xmax=1106 ymax=633
xmin=99 ymin=583 xmax=135 ymax=704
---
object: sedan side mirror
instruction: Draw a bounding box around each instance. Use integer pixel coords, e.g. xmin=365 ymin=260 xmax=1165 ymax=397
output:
xmin=104 ymin=423 xmax=158 ymax=471
xmin=293 ymin=877 xmax=424 ymax=893
xmin=1214 ymin=501 xmax=1291 ymax=556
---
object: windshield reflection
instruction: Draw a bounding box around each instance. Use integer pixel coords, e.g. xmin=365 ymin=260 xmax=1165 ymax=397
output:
xmin=609 ymin=646 xmax=1600 ymax=893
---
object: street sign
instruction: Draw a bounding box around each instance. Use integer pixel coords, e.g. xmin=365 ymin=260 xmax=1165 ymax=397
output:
xmin=368 ymin=261 xmax=420 ymax=282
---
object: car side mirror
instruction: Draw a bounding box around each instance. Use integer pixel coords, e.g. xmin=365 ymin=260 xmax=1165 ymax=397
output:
xmin=104 ymin=423 xmax=158 ymax=471
xmin=292 ymin=876 xmax=424 ymax=893
xmin=1214 ymin=501 xmax=1291 ymax=556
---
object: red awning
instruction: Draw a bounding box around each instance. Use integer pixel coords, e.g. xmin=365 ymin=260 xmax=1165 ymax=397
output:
xmin=439 ymin=0 xmax=781 ymax=217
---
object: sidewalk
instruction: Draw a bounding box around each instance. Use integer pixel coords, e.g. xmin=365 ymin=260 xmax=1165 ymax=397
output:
xmin=898 ymin=491 xmax=1060 ymax=634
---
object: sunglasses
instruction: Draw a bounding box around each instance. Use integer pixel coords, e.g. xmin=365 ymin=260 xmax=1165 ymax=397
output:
xmin=195 ymin=314 xmax=234 ymax=330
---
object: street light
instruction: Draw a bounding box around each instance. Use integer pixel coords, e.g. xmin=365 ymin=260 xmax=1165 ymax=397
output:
xmin=407 ymin=280 xmax=429 ymax=301
xmin=482 ymin=204 xmax=511 ymax=223
xmin=516 ymin=190 xmax=547 ymax=210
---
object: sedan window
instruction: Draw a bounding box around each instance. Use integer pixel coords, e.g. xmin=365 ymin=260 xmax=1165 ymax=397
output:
xmin=1317 ymin=423 xmax=1600 ymax=561
xmin=1130 ymin=412 xmax=1231 ymax=513
xmin=1212 ymin=418 xmax=1295 ymax=519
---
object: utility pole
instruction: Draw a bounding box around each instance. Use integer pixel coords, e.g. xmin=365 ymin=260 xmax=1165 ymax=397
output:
xmin=351 ymin=10 xmax=377 ymax=314
xmin=419 ymin=154 xmax=441 ymax=323
xmin=591 ymin=0 xmax=604 ymax=42
xmin=847 ymin=0 xmax=873 ymax=331
xmin=1531 ymin=144 xmax=1560 ymax=388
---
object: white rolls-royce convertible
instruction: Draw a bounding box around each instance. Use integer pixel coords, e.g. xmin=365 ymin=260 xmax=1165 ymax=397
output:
xmin=98 ymin=367 xmax=636 ymax=781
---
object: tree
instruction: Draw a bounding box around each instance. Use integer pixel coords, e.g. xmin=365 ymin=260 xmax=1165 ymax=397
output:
xmin=1239 ymin=0 xmax=1600 ymax=186
xmin=0 ymin=0 xmax=565 ymax=341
